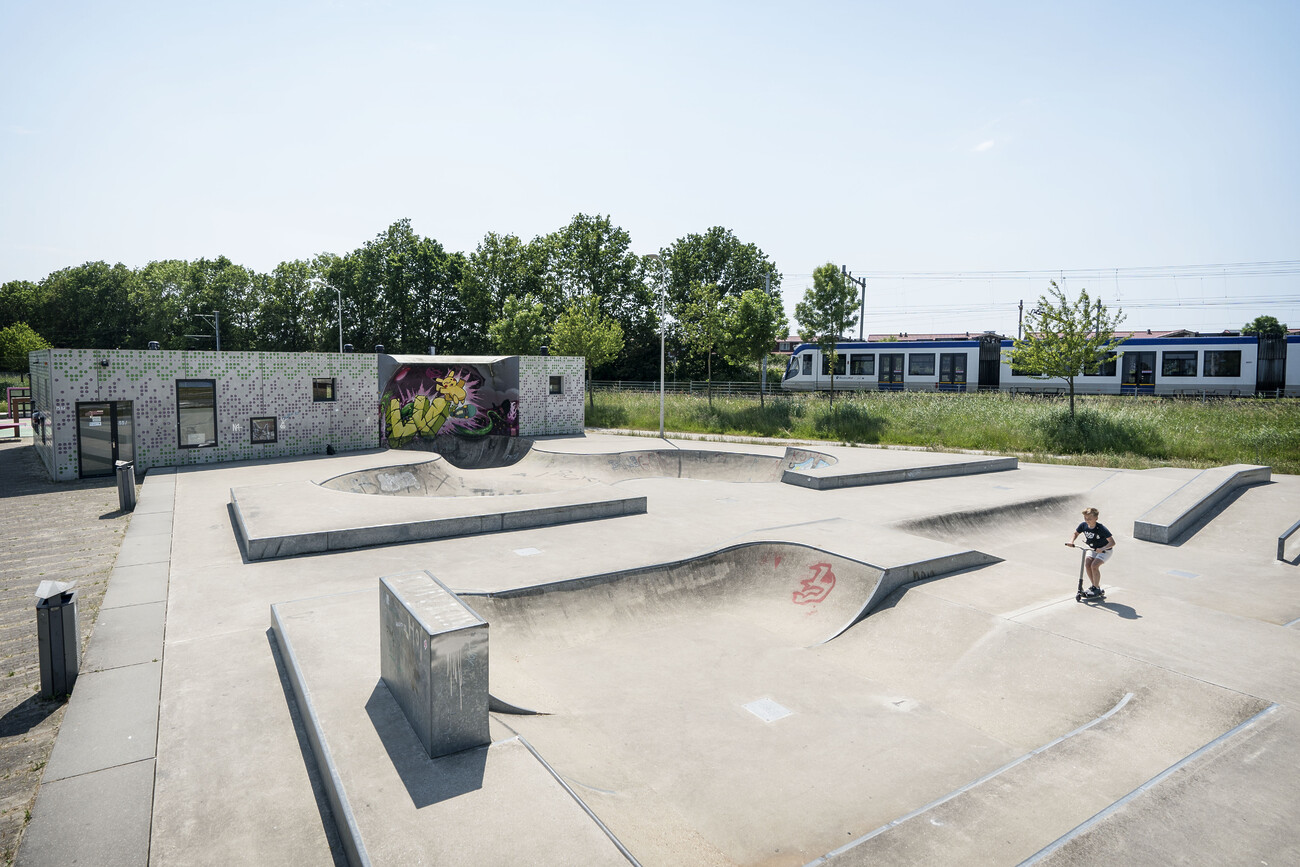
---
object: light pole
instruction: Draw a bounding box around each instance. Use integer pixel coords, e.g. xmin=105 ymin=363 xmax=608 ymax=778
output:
xmin=335 ymin=288 xmax=343 ymax=353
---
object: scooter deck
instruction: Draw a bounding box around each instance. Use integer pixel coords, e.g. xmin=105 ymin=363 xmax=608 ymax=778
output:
xmin=1076 ymin=589 xmax=1107 ymax=603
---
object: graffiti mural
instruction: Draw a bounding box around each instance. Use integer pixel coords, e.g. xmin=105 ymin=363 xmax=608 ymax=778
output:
xmin=792 ymin=563 xmax=836 ymax=604
xmin=382 ymin=364 xmax=519 ymax=449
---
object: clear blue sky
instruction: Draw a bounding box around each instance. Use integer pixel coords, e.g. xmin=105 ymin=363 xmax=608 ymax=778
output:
xmin=3 ymin=0 xmax=1297 ymax=336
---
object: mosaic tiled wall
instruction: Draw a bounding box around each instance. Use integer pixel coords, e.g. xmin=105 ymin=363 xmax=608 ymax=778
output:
xmin=37 ymin=349 xmax=379 ymax=481
xmin=28 ymin=350 xmax=55 ymax=476
xmin=518 ymin=356 xmax=585 ymax=436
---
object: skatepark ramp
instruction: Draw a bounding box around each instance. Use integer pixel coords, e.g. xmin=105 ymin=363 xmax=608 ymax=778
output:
xmin=463 ymin=538 xmax=994 ymax=650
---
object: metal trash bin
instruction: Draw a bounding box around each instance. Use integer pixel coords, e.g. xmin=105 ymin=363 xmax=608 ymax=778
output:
xmin=36 ymin=582 xmax=79 ymax=699
xmin=115 ymin=459 xmax=136 ymax=512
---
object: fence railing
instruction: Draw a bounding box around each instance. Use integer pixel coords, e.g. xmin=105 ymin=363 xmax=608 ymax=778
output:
xmin=590 ymin=380 xmax=774 ymax=396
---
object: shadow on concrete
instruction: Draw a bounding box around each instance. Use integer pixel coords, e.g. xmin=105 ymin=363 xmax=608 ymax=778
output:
xmin=0 ymin=694 xmax=64 ymax=737
xmin=1089 ymin=600 xmax=1142 ymax=620
xmin=364 ymin=681 xmax=487 ymax=809
xmin=1164 ymin=482 xmax=1272 ymax=547
xmin=265 ymin=629 xmax=350 ymax=867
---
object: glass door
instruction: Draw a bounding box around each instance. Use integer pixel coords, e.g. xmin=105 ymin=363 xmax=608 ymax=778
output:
xmin=878 ymin=354 xmax=904 ymax=390
xmin=939 ymin=353 xmax=967 ymax=392
xmin=76 ymin=401 xmax=135 ymax=478
xmin=1121 ymin=352 xmax=1156 ymax=395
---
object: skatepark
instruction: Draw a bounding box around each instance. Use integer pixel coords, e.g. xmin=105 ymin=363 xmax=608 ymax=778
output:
xmin=19 ymin=432 xmax=1300 ymax=866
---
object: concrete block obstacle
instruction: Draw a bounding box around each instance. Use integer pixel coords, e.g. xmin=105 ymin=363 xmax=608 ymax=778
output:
xmin=1133 ymin=464 xmax=1271 ymax=544
xmin=380 ymin=571 xmax=490 ymax=760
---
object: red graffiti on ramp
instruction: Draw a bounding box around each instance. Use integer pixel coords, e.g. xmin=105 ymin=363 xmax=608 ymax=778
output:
xmin=792 ymin=563 xmax=836 ymax=604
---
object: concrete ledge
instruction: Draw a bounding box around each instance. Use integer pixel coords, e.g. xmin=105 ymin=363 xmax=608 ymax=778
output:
xmin=232 ymin=481 xmax=647 ymax=561
xmin=784 ymin=455 xmax=1018 ymax=489
xmin=1133 ymin=464 xmax=1271 ymax=544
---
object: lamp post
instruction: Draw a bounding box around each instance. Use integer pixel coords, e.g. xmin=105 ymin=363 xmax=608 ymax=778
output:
xmin=335 ymin=288 xmax=343 ymax=353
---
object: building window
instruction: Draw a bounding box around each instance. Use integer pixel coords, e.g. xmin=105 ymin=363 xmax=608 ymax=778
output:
xmin=251 ymin=416 xmax=278 ymax=444
xmin=1161 ymin=351 xmax=1197 ymax=377
xmin=821 ymin=352 xmax=846 ymax=376
xmin=849 ymin=353 xmax=874 ymax=376
xmin=549 ymin=375 xmax=563 ymax=395
xmin=313 ymin=378 xmax=336 ymax=401
xmin=177 ymin=380 xmax=217 ymax=448
xmin=908 ymin=353 xmax=935 ymax=376
xmin=1084 ymin=352 xmax=1118 ymax=376
xmin=1203 ymin=350 xmax=1241 ymax=377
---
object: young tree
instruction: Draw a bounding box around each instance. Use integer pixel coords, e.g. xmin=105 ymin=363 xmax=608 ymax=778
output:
xmin=0 ymin=322 xmax=51 ymax=372
xmin=1006 ymin=282 xmax=1127 ymax=417
xmin=674 ymin=282 xmax=726 ymax=407
xmin=795 ymin=263 xmax=858 ymax=406
xmin=488 ymin=294 xmax=550 ymax=355
xmin=721 ymin=286 xmax=787 ymax=407
xmin=550 ymin=295 xmax=625 ymax=410
xmin=1242 ymin=315 xmax=1287 ymax=337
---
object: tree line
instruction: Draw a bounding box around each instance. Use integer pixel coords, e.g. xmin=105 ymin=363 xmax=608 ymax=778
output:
xmin=0 ymin=215 xmax=788 ymax=383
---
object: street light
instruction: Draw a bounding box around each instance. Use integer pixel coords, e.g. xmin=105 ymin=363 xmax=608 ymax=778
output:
xmin=335 ymin=288 xmax=343 ymax=353
xmin=645 ymin=254 xmax=667 ymax=439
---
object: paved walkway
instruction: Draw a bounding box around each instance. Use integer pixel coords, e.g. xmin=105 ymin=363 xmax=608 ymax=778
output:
xmin=0 ymin=439 xmax=129 ymax=864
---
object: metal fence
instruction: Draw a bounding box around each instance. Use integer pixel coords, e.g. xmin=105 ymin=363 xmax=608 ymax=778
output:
xmin=590 ymin=380 xmax=772 ymax=396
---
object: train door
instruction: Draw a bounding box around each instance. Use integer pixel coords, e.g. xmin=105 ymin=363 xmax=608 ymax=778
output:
xmin=938 ymin=353 xmax=967 ymax=392
xmin=878 ymin=354 xmax=904 ymax=391
xmin=1256 ymin=335 xmax=1286 ymax=395
xmin=977 ymin=336 xmax=1001 ymax=391
xmin=1121 ymin=352 xmax=1156 ymax=395
xmin=76 ymin=401 xmax=135 ymax=478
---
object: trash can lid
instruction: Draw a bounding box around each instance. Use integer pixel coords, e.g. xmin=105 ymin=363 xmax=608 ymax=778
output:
xmin=35 ymin=579 xmax=76 ymax=602
xmin=115 ymin=460 xmax=133 ymax=467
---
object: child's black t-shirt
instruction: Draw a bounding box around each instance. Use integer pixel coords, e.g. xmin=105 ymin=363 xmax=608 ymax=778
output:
xmin=1076 ymin=522 xmax=1113 ymax=549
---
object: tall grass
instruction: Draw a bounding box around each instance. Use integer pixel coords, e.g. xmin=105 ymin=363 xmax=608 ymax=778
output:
xmin=586 ymin=391 xmax=1300 ymax=474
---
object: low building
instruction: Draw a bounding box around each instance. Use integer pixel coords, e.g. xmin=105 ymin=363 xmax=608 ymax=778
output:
xmin=27 ymin=348 xmax=584 ymax=481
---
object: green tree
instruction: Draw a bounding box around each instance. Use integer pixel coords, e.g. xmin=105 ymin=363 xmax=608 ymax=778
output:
xmin=0 ymin=280 xmax=43 ymax=333
xmin=257 ymin=260 xmax=321 ymax=351
xmin=546 ymin=214 xmax=654 ymax=377
xmin=488 ymin=294 xmax=550 ymax=355
xmin=0 ymin=322 xmax=51 ymax=372
xmin=460 ymin=232 xmax=553 ymax=353
xmin=659 ymin=227 xmax=781 ymax=308
xmin=1242 ymin=315 xmax=1287 ymax=337
xmin=795 ymin=263 xmax=858 ymax=406
xmin=721 ymin=286 xmax=787 ymax=407
xmin=550 ymin=295 xmax=624 ymax=410
xmin=1006 ymin=282 xmax=1127 ymax=417
xmin=674 ymin=282 xmax=727 ymax=407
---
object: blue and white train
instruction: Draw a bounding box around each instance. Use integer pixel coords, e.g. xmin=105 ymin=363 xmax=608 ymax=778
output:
xmin=781 ymin=333 xmax=1300 ymax=396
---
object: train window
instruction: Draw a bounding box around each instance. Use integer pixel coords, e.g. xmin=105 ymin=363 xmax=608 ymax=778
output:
xmin=784 ymin=357 xmax=799 ymax=380
xmin=821 ymin=352 xmax=846 ymax=376
xmin=802 ymin=354 xmax=812 ymax=376
xmin=850 ymin=353 xmax=874 ymax=376
xmin=908 ymin=353 xmax=935 ymax=376
xmin=1161 ymin=351 xmax=1197 ymax=377
xmin=1084 ymin=352 xmax=1118 ymax=376
xmin=1203 ymin=350 xmax=1241 ymax=377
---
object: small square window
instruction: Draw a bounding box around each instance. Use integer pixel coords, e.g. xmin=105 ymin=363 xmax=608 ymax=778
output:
xmin=313 ymin=378 xmax=336 ymax=401
xmin=251 ymin=416 xmax=278 ymax=444
xmin=549 ymin=375 xmax=563 ymax=395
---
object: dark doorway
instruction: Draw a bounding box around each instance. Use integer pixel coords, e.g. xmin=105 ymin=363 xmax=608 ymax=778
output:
xmin=977 ymin=336 xmax=1002 ymax=391
xmin=76 ymin=402 xmax=135 ymax=478
xmin=1121 ymin=352 xmax=1156 ymax=395
xmin=1256 ymin=335 xmax=1286 ymax=395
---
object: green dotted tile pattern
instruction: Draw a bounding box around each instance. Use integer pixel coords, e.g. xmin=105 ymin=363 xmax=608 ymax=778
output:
xmin=41 ymin=350 xmax=381 ymax=481
xmin=517 ymin=356 xmax=585 ymax=436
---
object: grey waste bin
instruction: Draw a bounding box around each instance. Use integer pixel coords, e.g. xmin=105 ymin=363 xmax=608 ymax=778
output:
xmin=37 ymin=590 xmax=79 ymax=699
xmin=115 ymin=459 xmax=136 ymax=512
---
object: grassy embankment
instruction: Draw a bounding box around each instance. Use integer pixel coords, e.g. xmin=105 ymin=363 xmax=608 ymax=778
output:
xmin=585 ymin=390 xmax=1300 ymax=475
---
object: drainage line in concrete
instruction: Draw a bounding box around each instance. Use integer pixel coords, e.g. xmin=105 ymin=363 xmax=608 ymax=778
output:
xmin=805 ymin=691 xmax=1135 ymax=866
xmin=1018 ymin=702 xmax=1280 ymax=866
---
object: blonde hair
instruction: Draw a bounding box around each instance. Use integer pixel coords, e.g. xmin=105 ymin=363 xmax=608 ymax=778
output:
xmin=1082 ymin=507 xmax=1099 ymax=518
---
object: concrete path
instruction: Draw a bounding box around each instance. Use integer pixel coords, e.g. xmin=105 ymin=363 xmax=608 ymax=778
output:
xmin=14 ymin=433 xmax=1300 ymax=865
xmin=0 ymin=438 xmax=130 ymax=864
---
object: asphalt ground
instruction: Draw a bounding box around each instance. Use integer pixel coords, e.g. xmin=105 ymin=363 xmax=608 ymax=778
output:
xmin=0 ymin=437 xmax=129 ymax=864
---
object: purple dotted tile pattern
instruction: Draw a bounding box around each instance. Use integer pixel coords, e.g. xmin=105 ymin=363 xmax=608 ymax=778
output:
xmin=518 ymin=356 xmax=585 ymax=436
xmin=34 ymin=349 xmax=381 ymax=481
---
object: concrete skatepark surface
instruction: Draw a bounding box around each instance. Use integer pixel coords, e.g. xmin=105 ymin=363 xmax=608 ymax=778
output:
xmin=19 ymin=432 xmax=1300 ymax=866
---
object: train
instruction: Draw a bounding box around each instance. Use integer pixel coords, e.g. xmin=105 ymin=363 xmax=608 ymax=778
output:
xmin=781 ymin=333 xmax=1300 ymax=396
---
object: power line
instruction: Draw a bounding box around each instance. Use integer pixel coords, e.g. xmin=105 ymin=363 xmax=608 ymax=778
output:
xmin=844 ymin=260 xmax=1300 ymax=281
